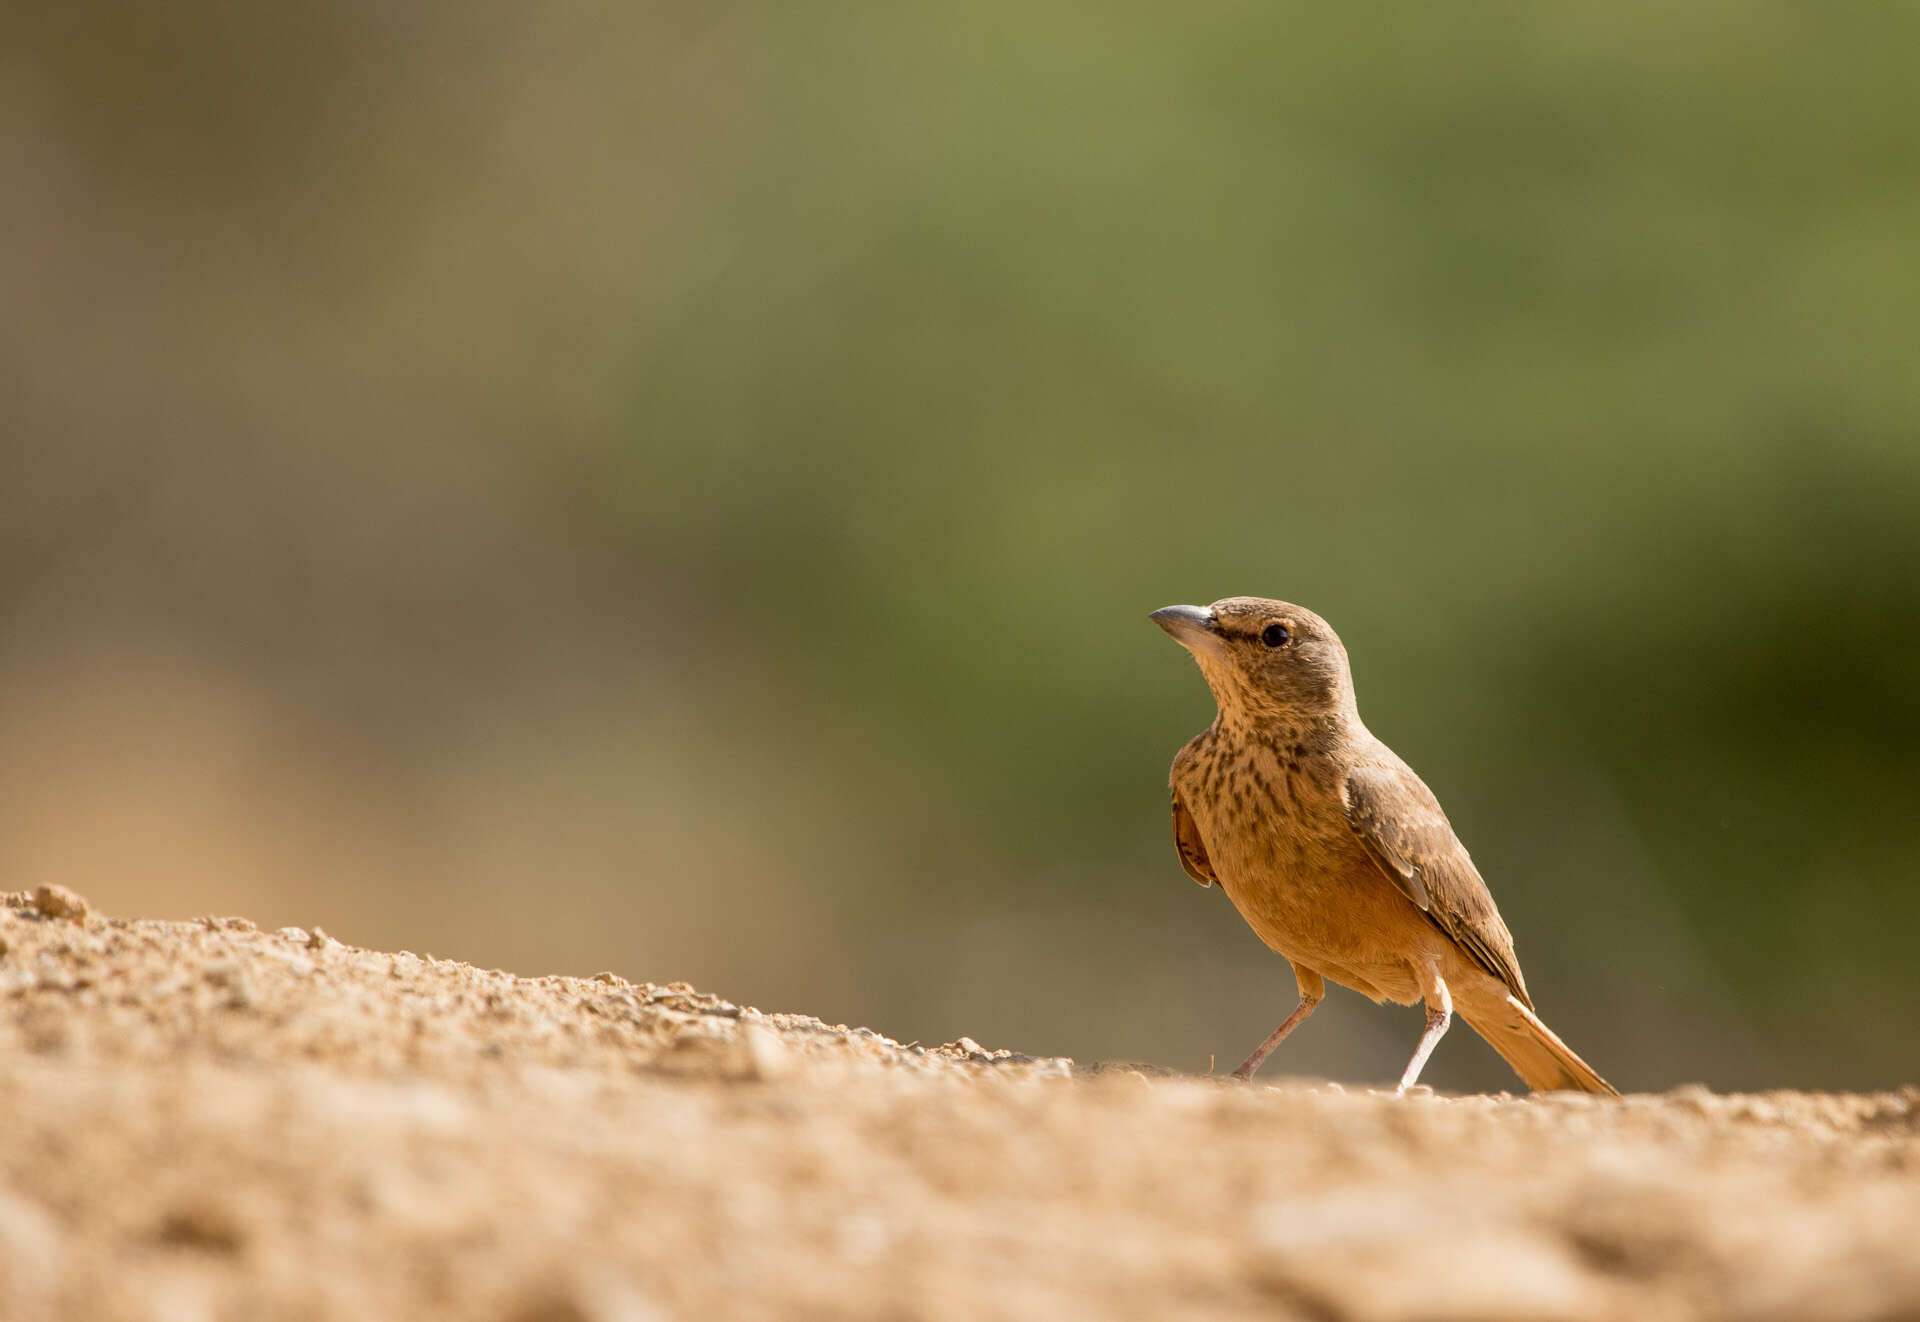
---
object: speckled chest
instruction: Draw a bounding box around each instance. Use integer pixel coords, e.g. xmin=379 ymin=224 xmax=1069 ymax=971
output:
xmin=1174 ymin=721 xmax=1426 ymax=992
xmin=1173 ymin=725 xmax=1349 ymax=880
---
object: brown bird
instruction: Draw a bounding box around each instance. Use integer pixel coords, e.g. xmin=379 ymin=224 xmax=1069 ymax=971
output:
xmin=1152 ymin=597 xmax=1617 ymax=1096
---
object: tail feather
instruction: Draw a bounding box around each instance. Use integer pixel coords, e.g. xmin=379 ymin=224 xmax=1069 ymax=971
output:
xmin=1459 ymin=994 xmax=1618 ymax=1097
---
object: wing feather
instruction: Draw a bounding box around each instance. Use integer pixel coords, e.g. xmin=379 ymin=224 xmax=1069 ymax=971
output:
xmin=1170 ymin=789 xmax=1218 ymax=888
xmin=1342 ymin=759 xmax=1532 ymax=1008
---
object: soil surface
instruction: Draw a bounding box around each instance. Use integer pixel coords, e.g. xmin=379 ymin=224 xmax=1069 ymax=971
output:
xmin=3 ymin=887 xmax=1917 ymax=1322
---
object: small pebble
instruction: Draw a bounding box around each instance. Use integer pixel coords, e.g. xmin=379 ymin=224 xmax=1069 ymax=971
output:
xmin=205 ymin=962 xmax=256 ymax=1009
xmin=740 ymin=1022 xmax=791 ymax=1081
xmin=32 ymin=885 xmax=89 ymax=921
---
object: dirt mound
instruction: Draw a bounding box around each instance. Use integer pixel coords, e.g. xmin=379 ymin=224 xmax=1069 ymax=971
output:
xmin=3 ymin=888 xmax=1916 ymax=1322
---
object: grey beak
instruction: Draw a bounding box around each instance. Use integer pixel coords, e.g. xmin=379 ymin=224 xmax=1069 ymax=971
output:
xmin=1151 ymin=604 xmax=1222 ymax=656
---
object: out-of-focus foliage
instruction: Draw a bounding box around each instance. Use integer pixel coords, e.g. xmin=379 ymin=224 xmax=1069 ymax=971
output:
xmin=6 ymin=2 xmax=1917 ymax=1090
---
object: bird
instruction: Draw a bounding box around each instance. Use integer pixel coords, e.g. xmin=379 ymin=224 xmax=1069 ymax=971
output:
xmin=1151 ymin=596 xmax=1617 ymax=1096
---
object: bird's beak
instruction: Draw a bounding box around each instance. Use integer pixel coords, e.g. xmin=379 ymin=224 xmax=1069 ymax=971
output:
xmin=1150 ymin=604 xmax=1225 ymax=659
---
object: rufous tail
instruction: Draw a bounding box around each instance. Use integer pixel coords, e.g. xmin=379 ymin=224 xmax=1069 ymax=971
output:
xmin=1459 ymin=994 xmax=1619 ymax=1097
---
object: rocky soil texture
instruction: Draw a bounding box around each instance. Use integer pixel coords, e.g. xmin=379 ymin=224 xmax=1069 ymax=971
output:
xmin=2 ymin=887 xmax=1916 ymax=1322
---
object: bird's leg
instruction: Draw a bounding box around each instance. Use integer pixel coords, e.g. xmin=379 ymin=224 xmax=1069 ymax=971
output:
xmin=1395 ymin=971 xmax=1453 ymax=1094
xmin=1231 ymin=968 xmax=1325 ymax=1081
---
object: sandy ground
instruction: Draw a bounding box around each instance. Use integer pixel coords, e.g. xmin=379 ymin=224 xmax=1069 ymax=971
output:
xmin=2 ymin=887 xmax=1917 ymax=1322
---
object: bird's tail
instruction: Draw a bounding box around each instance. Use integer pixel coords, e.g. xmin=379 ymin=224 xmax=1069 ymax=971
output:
xmin=1459 ymin=993 xmax=1618 ymax=1096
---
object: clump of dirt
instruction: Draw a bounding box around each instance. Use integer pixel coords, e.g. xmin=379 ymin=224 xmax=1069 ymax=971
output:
xmin=3 ymin=888 xmax=1916 ymax=1322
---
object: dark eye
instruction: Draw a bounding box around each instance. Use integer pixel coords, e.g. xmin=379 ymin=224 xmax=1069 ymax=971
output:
xmin=1260 ymin=623 xmax=1290 ymax=648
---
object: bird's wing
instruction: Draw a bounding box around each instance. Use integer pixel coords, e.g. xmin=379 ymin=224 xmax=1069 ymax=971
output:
xmin=1341 ymin=758 xmax=1532 ymax=1008
xmin=1170 ymin=789 xmax=1218 ymax=888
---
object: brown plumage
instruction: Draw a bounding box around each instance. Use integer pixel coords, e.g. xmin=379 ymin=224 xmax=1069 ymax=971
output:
xmin=1152 ymin=597 xmax=1617 ymax=1096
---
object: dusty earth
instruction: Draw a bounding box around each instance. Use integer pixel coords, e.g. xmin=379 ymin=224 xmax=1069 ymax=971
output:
xmin=2 ymin=888 xmax=1917 ymax=1322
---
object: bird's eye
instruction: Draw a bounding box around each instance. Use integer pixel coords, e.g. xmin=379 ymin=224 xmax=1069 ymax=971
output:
xmin=1260 ymin=623 xmax=1291 ymax=648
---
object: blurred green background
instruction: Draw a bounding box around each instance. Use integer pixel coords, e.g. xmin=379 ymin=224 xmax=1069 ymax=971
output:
xmin=6 ymin=3 xmax=1917 ymax=1093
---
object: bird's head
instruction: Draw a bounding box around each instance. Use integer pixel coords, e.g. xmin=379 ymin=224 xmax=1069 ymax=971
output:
xmin=1150 ymin=597 xmax=1357 ymax=726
